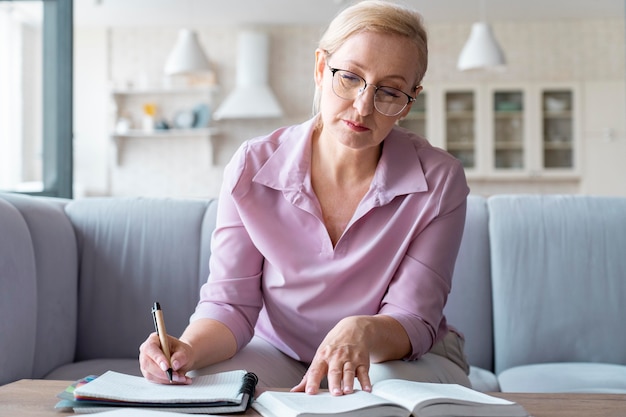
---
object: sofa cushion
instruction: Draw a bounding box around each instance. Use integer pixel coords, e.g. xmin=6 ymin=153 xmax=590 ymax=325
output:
xmin=64 ymin=197 xmax=215 ymax=362
xmin=45 ymin=358 xmax=142 ymax=380
xmin=488 ymin=195 xmax=626 ymax=389
xmin=498 ymin=362 xmax=626 ymax=393
xmin=468 ymin=365 xmax=500 ymax=392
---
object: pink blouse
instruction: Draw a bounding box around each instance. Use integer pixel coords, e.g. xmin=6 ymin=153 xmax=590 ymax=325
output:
xmin=191 ymin=116 xmax=469 ymax=363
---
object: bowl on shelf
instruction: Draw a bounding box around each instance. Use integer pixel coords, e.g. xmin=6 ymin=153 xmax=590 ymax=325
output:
xmin=447 ymin=100 xmax=469 ymax=112
xmin=173 ymin=110 xmax=196 ymax=129
xmin=496 ymin=101 xmax=522 ymax=111
xmin=544 ymin=97 xmax=568 ymax=112
xmin=192 ymin=104 xmax=211 ymax=128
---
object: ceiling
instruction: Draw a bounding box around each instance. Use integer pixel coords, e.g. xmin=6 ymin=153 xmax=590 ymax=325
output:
xmin=75 ymin=0 xmax=625 ymax=27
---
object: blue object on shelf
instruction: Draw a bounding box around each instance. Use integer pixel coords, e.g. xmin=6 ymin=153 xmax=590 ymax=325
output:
xmin=192 ymin=103 xmax=211 ymax=128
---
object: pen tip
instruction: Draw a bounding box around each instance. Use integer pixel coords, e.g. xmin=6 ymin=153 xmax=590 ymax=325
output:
xmin=167 ymin=368 xmax=173 ymax=382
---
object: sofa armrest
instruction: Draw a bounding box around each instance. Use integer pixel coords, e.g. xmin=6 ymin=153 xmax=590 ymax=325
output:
xmin=0 ymin=197 xmax=38 ymax=385
xmin=0 ymin=193 xmax=78 ymax=383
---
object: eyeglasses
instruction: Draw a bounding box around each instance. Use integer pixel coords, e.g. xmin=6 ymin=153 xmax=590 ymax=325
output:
xmin=327 ymin=64 xmax=415 ymax=117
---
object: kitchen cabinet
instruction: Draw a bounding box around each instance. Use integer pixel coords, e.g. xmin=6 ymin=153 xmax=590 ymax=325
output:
xmin=486 ymin=84 xmax=580 ymax=177
xmin=578 ymin=80 xmax=626 ymax=196
xmin=540 ymin=88 xmax=577 ymax=170
xmin=110 ymin=86 xmax=219 ymax=164
xmin=399 ymin=92 xmax=427 ymax=137
xmin=490 ymin=89 xmax=526 ymax=170
xmin=444 ymin=89 xmax=480 ymax=170
xmin=400 ymin=83 xmax=580 ymax=182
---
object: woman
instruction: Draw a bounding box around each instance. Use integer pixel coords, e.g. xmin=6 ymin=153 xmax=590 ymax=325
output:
xmin=140 ymin=0 xmax=471 ymax=395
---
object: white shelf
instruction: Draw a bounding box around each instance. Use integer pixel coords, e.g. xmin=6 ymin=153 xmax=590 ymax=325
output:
xmin=110 ymin=84 xmax=221 ymax=166
xmin=111 ymin=86 xmax=218 ymax=96
xmin=111 ymin=127 xmax=221 ymax=166
xmin=111 ymin=127 xmax=219 ymax=138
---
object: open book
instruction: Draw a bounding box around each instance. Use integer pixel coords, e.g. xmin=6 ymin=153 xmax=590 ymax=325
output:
xmin=55 ymin=369 xmax=258 ymax=414
xmin=253 ymin=379 xmax=528 ymax=417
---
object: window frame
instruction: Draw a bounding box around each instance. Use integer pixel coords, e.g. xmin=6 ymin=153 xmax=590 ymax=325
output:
xmin=0 ymin=0 xmax=73 ymax=198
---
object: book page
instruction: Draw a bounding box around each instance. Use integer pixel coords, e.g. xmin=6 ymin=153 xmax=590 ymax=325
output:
xmin=73 ymin=370 xmax=247 ymax=404
xmin=253 ymin=390 xmax=410 ymax=417
xmin=372 ymin=380 xmax=527 ymax=417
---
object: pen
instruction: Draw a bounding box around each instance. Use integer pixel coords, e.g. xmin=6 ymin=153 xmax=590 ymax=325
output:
xmin=151 ymin=302 xmax=173 ymax=382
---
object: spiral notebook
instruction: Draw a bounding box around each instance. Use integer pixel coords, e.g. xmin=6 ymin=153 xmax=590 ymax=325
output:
xmin=55 ymin=369 xmax=258 ymax=414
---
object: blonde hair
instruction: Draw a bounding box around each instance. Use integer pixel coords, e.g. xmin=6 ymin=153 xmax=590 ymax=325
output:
xmin=313 ymin=0 xmax=428 ymax=114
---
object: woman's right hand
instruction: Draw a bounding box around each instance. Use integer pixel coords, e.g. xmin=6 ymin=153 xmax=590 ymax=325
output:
xmin=139 ymin=332 xmax=193 ymax=384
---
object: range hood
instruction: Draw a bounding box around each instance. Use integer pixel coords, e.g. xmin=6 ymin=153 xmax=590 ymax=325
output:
xmin=213 ymin=30 xmax=283 ymax=120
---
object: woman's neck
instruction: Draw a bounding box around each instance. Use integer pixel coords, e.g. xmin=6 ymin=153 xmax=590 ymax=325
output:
xmin=311 ymin=128 xmax=381 ymax=187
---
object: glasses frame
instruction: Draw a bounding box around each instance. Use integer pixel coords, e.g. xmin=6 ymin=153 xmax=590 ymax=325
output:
xmin=327 ymin=64 xmax=416 ymax=117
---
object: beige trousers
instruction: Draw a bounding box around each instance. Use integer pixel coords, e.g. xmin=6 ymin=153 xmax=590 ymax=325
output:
xmin=190 ymin=331 xmax=471 ymax=389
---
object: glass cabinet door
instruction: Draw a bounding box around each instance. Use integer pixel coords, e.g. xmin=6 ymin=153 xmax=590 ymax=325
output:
xmin=399 ymin=92 xmax=426 ymax=137
xmin=493 ymin=90 xmax=524 ymax=170
xmin=542 ymin=90 xmax=574 ymax=169
xmin=445 ymin=91 xmax=475 ymax=169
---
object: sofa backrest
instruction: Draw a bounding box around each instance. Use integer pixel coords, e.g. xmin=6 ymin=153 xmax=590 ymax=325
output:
xmin=444 ymin=195 xmax=494 ymax=372
xmin=65 ymin=197 xmax=218 ymax=361
xmin=488 ymin=195 xmax=626 ymax=374
xmin=0 ymin=196 xmax=38 ymax=385
xmin=0 ymin=193 xmax=77 ymax=384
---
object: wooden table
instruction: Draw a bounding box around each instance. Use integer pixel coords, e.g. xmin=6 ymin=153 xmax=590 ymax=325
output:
xmin=1 ymin=379 xmax=625 ymax=417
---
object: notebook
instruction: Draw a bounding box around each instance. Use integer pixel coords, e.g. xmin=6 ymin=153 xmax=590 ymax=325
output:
xmin=55 ymin=369 xmax=258 ymax=414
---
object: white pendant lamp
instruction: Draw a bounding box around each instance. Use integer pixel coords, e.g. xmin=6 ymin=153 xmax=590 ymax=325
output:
xmin=457 ymin=0 xmax=506 ymax=71
xmin=164 ymin=29 xmax=211 ymax=75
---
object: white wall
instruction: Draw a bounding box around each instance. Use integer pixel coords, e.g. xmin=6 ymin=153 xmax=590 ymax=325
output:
xmin=74 ymin=28 xmax=110 ymax=196
xmin=74 ymin=18 xmax=626 ymax=198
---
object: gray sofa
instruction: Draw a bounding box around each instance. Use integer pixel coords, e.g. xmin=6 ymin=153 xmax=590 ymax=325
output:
xmin=1 ymin=192 xmax=626 ymax=393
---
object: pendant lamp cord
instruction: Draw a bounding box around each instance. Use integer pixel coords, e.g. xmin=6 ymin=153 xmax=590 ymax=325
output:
xmin=481 ymin=0 xmax=487 ymax=22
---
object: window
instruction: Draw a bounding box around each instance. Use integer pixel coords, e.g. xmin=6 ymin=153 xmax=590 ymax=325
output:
xmin=0 ymin=0 xmax=72 ymax=197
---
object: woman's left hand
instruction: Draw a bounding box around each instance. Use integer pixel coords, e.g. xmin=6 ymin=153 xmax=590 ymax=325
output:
xmin=291 ymin=316 xmax=373 ymax=396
